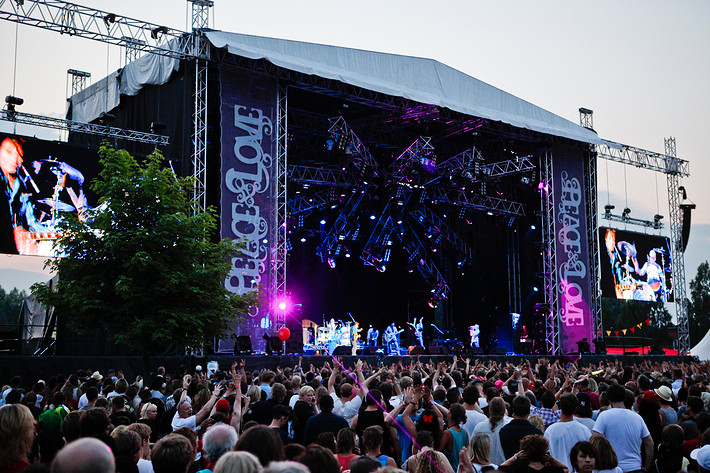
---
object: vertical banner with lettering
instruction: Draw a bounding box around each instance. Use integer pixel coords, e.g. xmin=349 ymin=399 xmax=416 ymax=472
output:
xmin=552 ymin=146 xmax=594 ymax=354
xmin=220 ymin=69 xmax=277 ymax=353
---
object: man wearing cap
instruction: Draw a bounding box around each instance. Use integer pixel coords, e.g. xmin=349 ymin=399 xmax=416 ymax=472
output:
xmin=593 ymin=383 xmax=653 ymax=473
xmin=692 ymin=444 xmax=710 ymax=473
xmin=654 ymin=385 xmax=677 ymax=425
xmin=573 ymin=392 xmax=595 ymax=431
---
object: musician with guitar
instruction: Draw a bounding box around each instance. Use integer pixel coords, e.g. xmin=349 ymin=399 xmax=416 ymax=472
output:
xmin=384 ymin=323 xmax=403 ymax=355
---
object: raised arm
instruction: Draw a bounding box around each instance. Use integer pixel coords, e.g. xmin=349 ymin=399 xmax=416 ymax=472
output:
xmin=195 ymin=383 xmax=224 ymax=426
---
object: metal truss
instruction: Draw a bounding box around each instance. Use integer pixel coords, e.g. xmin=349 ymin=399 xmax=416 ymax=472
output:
xmin=601 ymin=212 xmax=664 ymax=229
xmin=541 ymin=150 xmax=560 ymax=355
xmin=398 ymin=227 xmax=451 ymax=300
xmin=450 ymin=191 xmax=525 ymax=218
xmin=288 ymin=165 xmax=356 ymax=187
xmin=665 ymin=137 xmax=689 ymax=353
xmin=67 ymin=68 xmax=90 ymax=96
xmin=0 ymin=109 xmax=169 ymax=145
xmin=409 ymin=205 xmax=474 ymax=260
xmin=424 ymin=146 xmax=483 ymax=186
xmin=328 ymin=116 xmax=380 ymax=177
xmin=271 ymin=83 xmax=288 ymax=329
xmin=188 ymin=0 xmax=212 ymax=29
xmin=481 ymin=156 xmax=535 ymax=180
xmin=288 ymin=189 xmax=339 ymax=216
xmin=361 ymin=201 xmax=396 ymax=269
xmin=391 ymin=136 xmax=434 ymax=180
xmin=191 ymin=56 xmax=208 ymax=213
xmin=319 ymin=186 xmax=373 ymax=259
xmin=596 ymin=140 xmax=690 ymax=177
xmin=0 ymin=0 xmax=196 ymax=60
xmin=586 ymin=149 xmax=603 ymax=344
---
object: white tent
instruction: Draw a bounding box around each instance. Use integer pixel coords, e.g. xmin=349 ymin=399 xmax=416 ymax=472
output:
xmin=690 ymin=328 xmax=710 ymax=360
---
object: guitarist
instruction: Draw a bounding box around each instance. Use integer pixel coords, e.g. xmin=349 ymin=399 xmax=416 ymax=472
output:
xmin=384 ymin=323 xmax=403 ymax=355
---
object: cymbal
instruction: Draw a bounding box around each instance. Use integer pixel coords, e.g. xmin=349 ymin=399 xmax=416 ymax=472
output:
xmin=617 ymin=241 xmax=637 ymax=258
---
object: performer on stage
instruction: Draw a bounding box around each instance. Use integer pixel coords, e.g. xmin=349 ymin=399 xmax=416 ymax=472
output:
xmin=366 ymin=325 xmax=379 ymax=347
xmin=633 ymin=249 xmax=666 ymax=301
xmin=384 ymin=323 xmax=402 ymax=355
xmin=328 ymin=321 xmax=341 ymax=355
xmin=468 ymin=324 xmax=480 ymax=348
xmin=408 ymin=317 xmax=425 ymax=347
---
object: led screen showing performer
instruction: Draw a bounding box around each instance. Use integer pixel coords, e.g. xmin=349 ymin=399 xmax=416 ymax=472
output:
xmin=0 ymin=134 xmax=98 ymax=257
xmin=599 ymin=227 xmax=673 ymax=302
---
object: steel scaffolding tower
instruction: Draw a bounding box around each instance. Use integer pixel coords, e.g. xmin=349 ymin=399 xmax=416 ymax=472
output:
xmin=272 ymin=83 xmax=289 ymax=330
xmin=67 ymin=69 xmax=90 ymax=96
xmin=541 ymin=150 xmax=560 ymax=354
xmin=665 ymin=137 xmax=690 ymax=353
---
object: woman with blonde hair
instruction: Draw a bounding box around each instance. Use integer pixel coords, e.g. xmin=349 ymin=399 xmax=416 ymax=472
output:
xmin=138 ymin=402 xmax=159 ymax=442
xmin=213 ymin=451 xmax=262 ymax=473
xmin=0 ymin=404 xmax=36 ymax=473
xmin=469 ymin=433 xmax=497 ymax=472
xmin=293 ymin=385 xmax=318 ymax=444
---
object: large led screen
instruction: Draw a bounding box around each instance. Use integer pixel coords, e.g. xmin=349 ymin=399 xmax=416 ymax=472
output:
xmin=599 ymin=227 xmax=673 ymax=302
xmin=0 ymin=134 xmax=99 ymax=257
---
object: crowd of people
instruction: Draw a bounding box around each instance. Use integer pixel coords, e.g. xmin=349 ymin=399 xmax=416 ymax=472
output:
xmin=1 ymin=356 xmax=710 ymax=473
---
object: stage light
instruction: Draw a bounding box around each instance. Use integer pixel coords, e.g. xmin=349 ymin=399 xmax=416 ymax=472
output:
xmin=370 ymin=214 xmax=376 ymax=220
xmin=325 ymin=139 xmax=334 ymax=151
xmin=345 ymin=252 xmax=351 ymax=258
xmin=150 ymin=121 xmax=166 ymax=134
xmin=531 ymin=225 xmax=536 ymax=230
xmin=604 ymin=204 xmax=615 ymax=214
xmin=622 ymin=207 xmax=631 ymax=218
xmin=278 ymin=301 xmax=287 ymax=311
xmin=300 ymin=237 xmax=306 ymax=243
xmin=533 ymin=286 xmax=539 ymax=292
xmin=98 ymin=112 xmax=116 ymax=124
xmin=262 ymin=238 xmax=268 ymax=244
xmin=327 ymin=257 xmax=336 ymax=269
xmin=4 ymin=95 xmax=23 ymax=108
xmin=103 ymin=13 xmax=116 ymax=27
xmin=151 ymin=26 xmax=169 ymax=39
xmin=320 ymin=219 xmax=326 ymax=225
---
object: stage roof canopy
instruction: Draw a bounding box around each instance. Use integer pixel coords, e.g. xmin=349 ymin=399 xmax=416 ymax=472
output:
xmin=206 ymin=31 xmax=601 ymax=145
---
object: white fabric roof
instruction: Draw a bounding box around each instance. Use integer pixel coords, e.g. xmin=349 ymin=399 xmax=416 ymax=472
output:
xmin=691 ymin=328 xmax=710 ymax=360
xmin=207 ymin=31 xmax=602 ymax=145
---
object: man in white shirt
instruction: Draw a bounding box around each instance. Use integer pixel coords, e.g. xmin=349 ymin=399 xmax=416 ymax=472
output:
xmin=545 ymin=394 xmax=592 ymax=471
xmin=171 ymin=376 xmax=223 ymax=431
xmin=462 ymin=385 xmax=487 ymax=439
xmin=593 ymin=383 xmax=653 ymax=472
xmin=328 ymin=361 xmax=366 ymax=425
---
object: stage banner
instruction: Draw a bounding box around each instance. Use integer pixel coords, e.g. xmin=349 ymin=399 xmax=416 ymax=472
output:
xmin=552 ymin=147 xmax=594 ymax=354
xmin=219 ymin=68 xmax=278 ymax=353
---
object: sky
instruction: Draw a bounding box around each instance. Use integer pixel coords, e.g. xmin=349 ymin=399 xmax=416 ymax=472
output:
xmin=0 ymin=1 xmax=708 ymax=320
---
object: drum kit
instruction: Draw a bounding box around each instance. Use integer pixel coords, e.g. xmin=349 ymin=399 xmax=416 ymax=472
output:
xmin=616 ymin=241 xmax=671 ymax=302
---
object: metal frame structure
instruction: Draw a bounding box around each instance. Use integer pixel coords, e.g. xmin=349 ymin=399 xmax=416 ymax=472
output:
xmin=585 ymin=146 xmax=603 ymax=345
xmin=67 ymin=68 xmax=90 ymax=96
xmin=272 ymin=83 xmax=289 ymax=331
xmin=0 ymin=109 xmax=169 ymax=145
xmin=665 ymin=137 xmax=690 ymax=353
xmin=541 ymin=150 xmax=560 ymax=354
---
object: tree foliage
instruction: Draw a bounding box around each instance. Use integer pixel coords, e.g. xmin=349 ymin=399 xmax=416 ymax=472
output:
xmin=0 ymin=286 xmax=27 ymax=328
xmin=31 ymin=145 xmax=257 ymax=358
xmin=688 ymin=261 xmax=710 ymax=347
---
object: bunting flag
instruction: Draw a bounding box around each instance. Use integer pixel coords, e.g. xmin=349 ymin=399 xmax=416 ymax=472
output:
xmin=645 ymin=318 xmax=651 ymax=325
xmin=606 ymin=330 xmax=611 ymax=336
xmin=614 ymin=330 xmax=619 ymax=336
xmin=622 ymin=329 xmax=627 ymax=335
xmin=630 ymin=327 xmax=635 ymax=334
xmin=637 ymin=323 xmax=643 ymax=328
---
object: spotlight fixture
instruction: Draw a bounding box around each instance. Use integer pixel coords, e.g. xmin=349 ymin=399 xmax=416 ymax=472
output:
xmin=4 ymin=95 xmax=23 ymax=113
xmin=622 ymin=207 xmax=631 ymax=218
xmin=98 ymin=112 xmax=116 ymax=124
xmin=150 ymin=121 xmax=166 ymax=134
xmin=103 ymin=13 xmax=116 ymax=28
xmin=604 ymin=204 xmax=615 ymax=214
xmin=151 ymin=26 xmax=169 ymax=40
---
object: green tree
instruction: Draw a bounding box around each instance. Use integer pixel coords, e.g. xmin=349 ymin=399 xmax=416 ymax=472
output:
xmin=32 ymin=145 xmax=257 ymax=370
xmin=688 ymin=261 xmax=710 ymax=347
xmin=0 ymin=286 xmax=28 ymax=329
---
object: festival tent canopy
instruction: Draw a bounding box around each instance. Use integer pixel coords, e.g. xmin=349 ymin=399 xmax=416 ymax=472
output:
xmin=71 ymin=31 xmax=601 ymax=146
xmin=691 ymin=328 xmax=710 ymax=360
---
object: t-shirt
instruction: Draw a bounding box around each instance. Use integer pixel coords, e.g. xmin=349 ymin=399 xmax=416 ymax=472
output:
xmin=330 ymin=392 xmax=362 ymax=425
xmin=573 ymin=416 xmax=596 ymax=432
xmin=544 ymin=420 xmax=592 ymax=471
xmin=593 ymin=408 xmax=650 ymax=472
xmin=137 ymin=458 xmax=154 ymax=473
xmin=499 ymin=419 xmax=542 ymax=461
xmin=463 ymin=409 xmax=488 ymax=439
xmin=171 ymin=412 xmax=197 ymax=431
